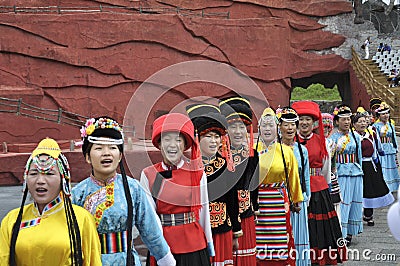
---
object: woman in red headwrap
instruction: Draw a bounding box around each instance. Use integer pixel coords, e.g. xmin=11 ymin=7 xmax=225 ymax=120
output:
xmin=140 ymin=113 xmax=214 ymax=265
xmin=292 ymin=101 xmax=345 ymax=265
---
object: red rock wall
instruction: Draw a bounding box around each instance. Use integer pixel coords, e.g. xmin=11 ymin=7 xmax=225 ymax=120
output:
xmin=349 ymin=66 xmax=371 ymax=110
xmin=0 ymin=0 xmax=352 ymax=130
xmin=0 ymin=0 xmax=359 ymax=184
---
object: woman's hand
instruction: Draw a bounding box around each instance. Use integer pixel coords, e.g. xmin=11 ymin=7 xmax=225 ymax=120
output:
xmin=232 ymin=237 xmax=239 ymax=252
xmin=291 ymin=203 xmax=301 ymax=213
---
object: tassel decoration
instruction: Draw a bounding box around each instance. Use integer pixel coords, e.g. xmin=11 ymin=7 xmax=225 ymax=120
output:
xmin=222 ymin=134 xmax=235 ymax=172
xmin=249 ymin=124 xmax=254 ymax=157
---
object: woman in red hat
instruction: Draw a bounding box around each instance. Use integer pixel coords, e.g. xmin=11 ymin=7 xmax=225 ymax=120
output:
xmin=140 ymin=113 xmax=214 ymax=265
xmin=292 ymin=101 xmax=345 ymax=265
xmin=219 ymin=96 xmax=259 ymax=266
xmin=186 ymin=103 xmax=242 ymax=266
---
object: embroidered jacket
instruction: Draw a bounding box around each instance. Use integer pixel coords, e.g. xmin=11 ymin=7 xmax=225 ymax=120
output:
xmin=72 ymin=174 xmax=174 ymax=266
xmin=203 ymin=152 xmax=242 ymax=236
xmin=329 ymin=131 xmax=363 ymax=177
xmin=230 ymin=145 xmax=259 ymax=219
xmin=374 ymin=121 xmax=398 ymax=155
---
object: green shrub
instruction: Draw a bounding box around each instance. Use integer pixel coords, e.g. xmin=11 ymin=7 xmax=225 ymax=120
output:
xmin=291 ymin=84 xmax=342 ymax=101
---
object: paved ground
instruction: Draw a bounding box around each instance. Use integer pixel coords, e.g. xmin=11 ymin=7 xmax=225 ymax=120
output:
xmin=2 ymin=189 xmax=399 ymax=265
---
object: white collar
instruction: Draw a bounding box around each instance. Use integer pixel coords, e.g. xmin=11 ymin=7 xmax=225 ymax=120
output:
xmin=299 ymin=132 xmax=313 ymax=140
xmin=161 ymin=159 xmax=184 ymax=170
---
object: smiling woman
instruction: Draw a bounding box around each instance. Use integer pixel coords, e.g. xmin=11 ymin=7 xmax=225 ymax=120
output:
xmin=0 ymin=138 xmax=102 ymax=266
xmin=140 ymin=113 xmax=214 ymax=266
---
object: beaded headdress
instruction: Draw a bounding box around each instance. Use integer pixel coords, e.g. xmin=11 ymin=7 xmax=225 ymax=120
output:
xmin=24 ymin=138 xmax=71 ymax=196
xmin=333 ymin=105 xmax=352 ymax=118
xmin=321 ymin=113 xmax=334 ymax=129
xmin=375 ymin=102 xmax=390 ymax=114
xmin=276 ymin=106 xmax=299 ymax=123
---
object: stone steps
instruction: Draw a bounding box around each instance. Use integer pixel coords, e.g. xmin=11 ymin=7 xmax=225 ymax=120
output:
xmin=351 ymin=48 xmax=400 ymax=136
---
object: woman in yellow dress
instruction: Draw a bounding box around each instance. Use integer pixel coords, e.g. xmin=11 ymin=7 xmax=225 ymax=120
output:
xmin=255 ymin=108 xmax=303 ymax=266
xmin=0 ymin=138 xmax=101 ymax=266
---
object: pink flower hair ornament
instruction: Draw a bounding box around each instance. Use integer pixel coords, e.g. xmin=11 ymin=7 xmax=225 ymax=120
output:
xmin=80 ymin=117 xmax=123 ymax=140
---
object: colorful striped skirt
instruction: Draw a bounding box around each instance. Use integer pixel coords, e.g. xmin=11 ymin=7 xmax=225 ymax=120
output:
xmin=233 ymin=215 xmax=256 ymax=266
xmin=255 ymin=182 xmax=295 ymax=266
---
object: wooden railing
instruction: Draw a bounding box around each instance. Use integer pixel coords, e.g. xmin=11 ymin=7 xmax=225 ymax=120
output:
xmin=0 ymin=97 xmax=88 ymax=127
xmin=350 ymin=47 xmax=400 ymax=134
xmin=0 ymin=5 xmax=230 ymax=18
xmin=0 ymin=97 xmax=135 ymax=137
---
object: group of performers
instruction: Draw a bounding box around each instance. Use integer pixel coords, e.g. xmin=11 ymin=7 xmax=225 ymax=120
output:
xmin=0 ymin=95 xmax=398 ymax=266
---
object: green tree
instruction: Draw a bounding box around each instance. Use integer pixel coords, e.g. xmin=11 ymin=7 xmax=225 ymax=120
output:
xmin=291 ymin=84 xmax=342 ymax=101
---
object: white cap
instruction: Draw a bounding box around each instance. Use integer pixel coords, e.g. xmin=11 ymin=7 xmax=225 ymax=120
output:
xmin=387 ymin=188 xmax=400 ymax=241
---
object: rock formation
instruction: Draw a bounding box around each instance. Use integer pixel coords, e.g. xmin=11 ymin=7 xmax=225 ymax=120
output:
xmin=0 ymin=0 xmax=360 ymax=184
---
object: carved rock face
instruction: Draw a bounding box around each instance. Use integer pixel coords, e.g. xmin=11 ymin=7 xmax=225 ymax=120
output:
xmin=0 ymin=0 xmax=362 ymax=184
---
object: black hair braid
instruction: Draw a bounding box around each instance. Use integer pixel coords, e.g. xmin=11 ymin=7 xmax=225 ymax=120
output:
xmin=389 ymin=122 xmax=398 ymax=149
xmin=119 ymin=161 xmax=134 ymax=266
xmin=349 ymin=127 xmax=360 ymax=163
xmin=9 ymin=186 xmax=28 ymax=266
xmin=64 ymin=195 xmax=76 ymax=265
xmin=276 ymin=127 xmax=293 ymax=205
xmin=63 ymin=192 xmax=83 ymax=266
xmin=59 ymin=155 xmax=83 ymax=266
xmin=295 ymin=133 xmax=306 ymax=193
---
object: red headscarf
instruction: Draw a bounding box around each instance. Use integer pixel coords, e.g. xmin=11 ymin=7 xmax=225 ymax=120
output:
xmin=292 ymin=101 xmax=328 ymax=159
xmin=152 ymin=113 xmax=203 ymax=217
